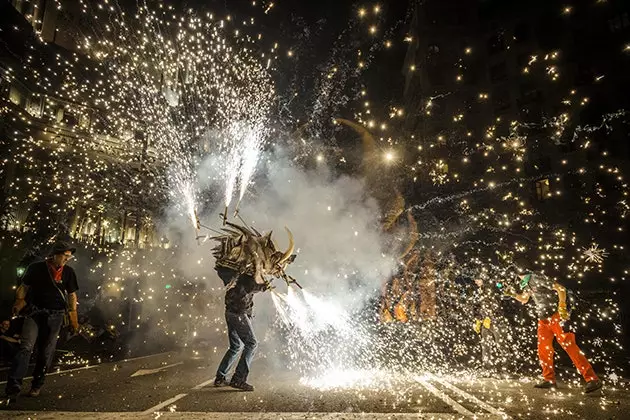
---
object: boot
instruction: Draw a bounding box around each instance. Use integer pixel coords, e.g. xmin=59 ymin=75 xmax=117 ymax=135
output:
xmin=534 ymin=380 xmax=557 ymax=389
xmin=584 ymin=379 xmax=602 ymax=394
xmin=214 ymin=377 xmax=229 ymax=387
xmin=27 ymin=388 xmax=41 ymax=397
xmin=229 ymin=379 xmax=254 ymax=391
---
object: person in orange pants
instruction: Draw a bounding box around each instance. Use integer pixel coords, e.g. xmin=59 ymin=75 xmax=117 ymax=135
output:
xmin=537 ymin=313 xmax=598 ymax=384
xmin=505 ymin=268 xmax=602 ymax=393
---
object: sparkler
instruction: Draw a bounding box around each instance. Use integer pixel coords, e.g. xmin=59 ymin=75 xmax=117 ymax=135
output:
xmin=1 ymin=0 xmax=628 ymax=404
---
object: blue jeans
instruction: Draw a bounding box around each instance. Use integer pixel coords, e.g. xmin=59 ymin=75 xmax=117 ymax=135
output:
xmin=6 ymin=309 xmax=65 ymax=393
xmin=216 ymin=311 xmax=258 ymax=383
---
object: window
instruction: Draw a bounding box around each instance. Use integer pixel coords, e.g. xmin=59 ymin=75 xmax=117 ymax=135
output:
xmin=487 ymin=33 xmax=506 ymax=55
xmin=516 ymin=53 xmax=529 ymax=68
xmin=11 ymin=0 xmax=25 ymax=14
xmin=608 ymin=12 xmax=630 ymax=33
xmin=465 ymin=66 xmax=480 ymax=85
xmin=56 ymin=108 xmax=78 ymax=127
xmin=514 ymin=22 xmax=530 ymax=43
xmin=535 ymin=178 xmax=550 ymax=201
xmin=79 ymin=113 xmax=91 ymax=129
xmin=492 ymin=87 xmax=511 ymax=112
xmin=63 ymin=112 xmax=79 ymax=127
xmin=9 ymin=85 xmax=25 ymax=107
xmin=489 ymin=61 xmax=508 ymax=83
xmin=427 ymin=64 xmax=446 ymax=86
xmin=26 ymin=95 xmax=44 ymax=117
xmin=519 ymin=82 xmax=542 ymax=105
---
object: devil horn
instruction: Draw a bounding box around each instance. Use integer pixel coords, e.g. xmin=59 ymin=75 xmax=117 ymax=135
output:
xmin=278 ymin=227 xmax=295 ymax=264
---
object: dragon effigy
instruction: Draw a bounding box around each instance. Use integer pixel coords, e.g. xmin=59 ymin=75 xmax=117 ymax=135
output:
xmin=336 ymin=118 xmax=435 ymax=322
xmin=211 ymin=221 xmax=299 ymax=287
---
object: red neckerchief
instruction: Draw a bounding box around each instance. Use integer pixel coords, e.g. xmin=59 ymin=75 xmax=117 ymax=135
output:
xmin=47 ymin=260 xmax=63 ymax=283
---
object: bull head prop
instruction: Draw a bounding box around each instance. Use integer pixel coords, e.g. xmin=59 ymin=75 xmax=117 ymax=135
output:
xmin=211 ymin=221 xmax=301 ymax=288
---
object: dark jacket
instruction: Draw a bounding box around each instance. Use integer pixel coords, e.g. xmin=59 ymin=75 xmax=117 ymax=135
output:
xmin=22 ymin=260 xmax=79 ymax=311
xmin=219 ymin=268 xmax=267 ymax=316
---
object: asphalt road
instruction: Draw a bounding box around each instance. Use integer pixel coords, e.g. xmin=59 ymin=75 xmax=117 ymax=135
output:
xmin=0 ymin=349 xmax=627 ymax=419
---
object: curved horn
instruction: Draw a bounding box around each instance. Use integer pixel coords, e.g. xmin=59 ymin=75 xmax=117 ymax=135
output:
xmin=383 ymin=192 xmax=405 ymax=231
xmin=335 ymin=118 xmax=377 ymax=169
xmin=399 ymin=210 xmax=419 ymax=260
xmin=278 ymin=226 xmax=295 ymax=264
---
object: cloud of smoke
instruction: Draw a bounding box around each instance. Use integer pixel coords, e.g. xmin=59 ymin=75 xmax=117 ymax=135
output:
xmin=150 ymin=147 xmax=396 ymax=364
xmin=195 ymin=148 xmax=396 ymax=309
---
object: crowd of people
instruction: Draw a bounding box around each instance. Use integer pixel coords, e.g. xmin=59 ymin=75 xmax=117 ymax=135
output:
xmin=1 ymin=236 xmax=604 ymax=407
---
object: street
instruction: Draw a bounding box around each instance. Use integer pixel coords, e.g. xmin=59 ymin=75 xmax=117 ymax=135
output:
xmin=0 ymin=350 xmax=627 ymax=419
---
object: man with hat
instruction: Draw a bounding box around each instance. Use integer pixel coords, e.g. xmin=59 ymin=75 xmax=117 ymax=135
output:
xmin=5 ymin=241 xmax=80 ymax=402
xmin=504 ymin=261 xmax=602 ymax=394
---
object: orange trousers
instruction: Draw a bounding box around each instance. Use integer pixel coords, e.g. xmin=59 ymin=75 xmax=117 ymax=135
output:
xmin=537 ymin=313 xmax=598 ymax=382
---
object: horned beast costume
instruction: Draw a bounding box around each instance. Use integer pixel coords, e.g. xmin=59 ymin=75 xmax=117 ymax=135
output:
xmin=211 ymin=221 xmax=296 ymax=391
xmin=211 ymin=221 xmax=296 ymax=287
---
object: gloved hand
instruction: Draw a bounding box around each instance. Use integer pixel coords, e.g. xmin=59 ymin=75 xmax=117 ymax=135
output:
xmin=68 ymin=310 xmax=79 ymax=333
xmin=558 ymin=303 xmax=570 ymax=321
xmin=12 ymin=299 xmax=26 ymax=317
xmin=473 ymin=319 xmax=482 ymax=334
xmin=482 ymin=317 xmax=491 ymax=329
xmin=503 ymin=288 xmax=517 ymax=298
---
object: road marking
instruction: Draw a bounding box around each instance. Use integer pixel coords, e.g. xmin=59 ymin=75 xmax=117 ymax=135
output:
xmin=414 ymin=375 xmax=474 ymax=417
xmin=0 ymin=351 xmax=175 ymax=385
xmin=429 ymin=374 xmax=511 ymax=418
xmin=141 ymin=393 xmax=188 ymax=414
xmin=121 ymin=350 xmax=175 ymax=363
xmin=131 ymin=361 xmax=184 ymax=377
xmin=192 ymin=377 xmax=217 ymax=390
xmin=0 ymin=412 xmax=490 ymax=419
xmin=0 ymin=364 xmax=99 ymax=385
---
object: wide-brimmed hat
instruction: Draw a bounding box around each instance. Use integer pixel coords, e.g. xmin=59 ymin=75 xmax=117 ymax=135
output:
xmin=49 ymin=241 xmax=77 ymax=256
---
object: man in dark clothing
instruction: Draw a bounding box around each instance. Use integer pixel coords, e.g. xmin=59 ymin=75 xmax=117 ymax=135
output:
xmin=214 ymin=267 xmax=270 ymax=392
xmin=472 ymin=278 xmax=503 ymax=372
xmin=505 ymin=268 xmax=602 ymax=394
xmin=5 ymin=241 xmax=80 ymax=402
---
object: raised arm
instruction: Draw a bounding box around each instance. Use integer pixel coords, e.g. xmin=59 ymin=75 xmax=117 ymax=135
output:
xmin=505 ymin=288 xmax=530 ymax=304
xmin=552 ymin=282 xmax=567 ymax=307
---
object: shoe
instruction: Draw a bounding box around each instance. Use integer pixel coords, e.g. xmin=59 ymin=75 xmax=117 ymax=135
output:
xmin=534 ymin=380 xmax=557 ymax=389
xmin=3 ymin=389 xmax=19 ymax=405
xmin=214 ymin=377 xmax=229 ymax=387
xmin=584 ymin=379 xmax=603 ymax=394
xmin=229 ymin=380 xmax=254 ymax=391
xmin=27 ymin=388 xmax=41 ymax=397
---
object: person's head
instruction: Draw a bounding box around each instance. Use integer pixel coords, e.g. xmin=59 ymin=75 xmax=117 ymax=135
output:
xmin=0 ymin=320 xmax=10 ymax=333
xmin=512 ymin=256 xmax=533 ymax=275
xmin=474 ymin=278 xmax=484 ymax=288
xmin=49 ymin=241 xmax=76 ymax=267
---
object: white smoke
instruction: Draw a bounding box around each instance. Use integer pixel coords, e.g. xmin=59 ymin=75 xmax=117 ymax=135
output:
xmin=154 ymin=148 xmax=396 ymax=360
xmin=191 ymin=148 xmax=396 ymax=311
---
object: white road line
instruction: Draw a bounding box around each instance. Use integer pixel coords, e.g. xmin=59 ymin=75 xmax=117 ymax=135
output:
xmin=141 ymin=393 xmax=188 ymax=414
xmin=131 ymin=361 xmax=184 ymax=377
xmin=429 ymin=374 xmax=511 ymax=419
xmin=0 ymin=412 xmax=493 ymax=419
xmin=0 ymin=364 xmax=99 ymax=385
xmin=120 ymin=351 xmax=175 ymax=363
xmin=0 ymin=351 xmax=175 ymax=385
xmin=192 ymin=377 xmax=217 ymax=390
xmin=414 ymin=375 xmax=474 ymax=417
